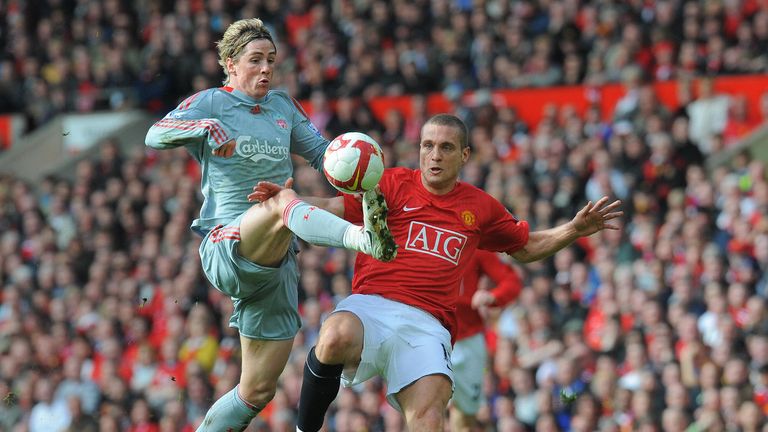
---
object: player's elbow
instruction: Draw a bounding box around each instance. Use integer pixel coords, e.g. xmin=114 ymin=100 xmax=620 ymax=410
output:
xmin=510 ymin=248 xmax=537 ymax=263
xmin=145 ymin=129 xmax=171 ymax=150
xmin=145 ymin=129 xmax=160 ymax=148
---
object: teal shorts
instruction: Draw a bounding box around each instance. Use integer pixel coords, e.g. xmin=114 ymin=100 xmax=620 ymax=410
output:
xmin=198 ymin=215 xmax=301 ymax=340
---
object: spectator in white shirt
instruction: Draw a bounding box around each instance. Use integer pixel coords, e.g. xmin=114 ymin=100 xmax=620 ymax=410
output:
xmin=29 ymin=377 xmax=72 ymax=432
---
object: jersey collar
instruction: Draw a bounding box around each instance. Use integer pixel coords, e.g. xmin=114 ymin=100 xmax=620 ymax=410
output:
xmin=220 ymin=86 xmax=267 ymax=104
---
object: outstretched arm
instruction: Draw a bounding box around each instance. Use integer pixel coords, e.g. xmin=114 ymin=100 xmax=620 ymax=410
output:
xmin=145 ymin=117 xmax=232 ymax=151
xmin=145 ymin=91 xmax=234 ymax=155
xmin=510 ymin=197 xmax=623 ymax=263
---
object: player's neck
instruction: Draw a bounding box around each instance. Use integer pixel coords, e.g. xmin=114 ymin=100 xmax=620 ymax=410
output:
xmin=421 ymin=177 xmax=458 ymax=195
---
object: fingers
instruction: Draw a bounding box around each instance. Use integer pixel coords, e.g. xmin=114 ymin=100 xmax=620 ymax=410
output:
xmin=254 ymin=181 xmax=278 ymax=188
xmin=248 ymin=190 xmax=276 ymax=202
xmin=598 ymin=199 xmax=623 ymax=214
xmin=252 ymin=181 xmax=281 ymax=192
xmin=248 ymin=180 xmax=286 ymax=202
xmin=578 ymin=201 xmax=592 ymax=215
xmin=284 ymin=177 xmax=294 ymax=189
xmin=586 ymin=198 xmax=622 ymax=216
xmin=603 ymin=211 xmax=624 ymax=220
xmin=212 ymin=140 xmax=236 ymax=158
xmin=593 ymin=196 xmax=609 ymax=209
xmin=575 ymin=197 xmax=625 ymax=235
xmin=586 ymin=197 xmax=617 ymax=217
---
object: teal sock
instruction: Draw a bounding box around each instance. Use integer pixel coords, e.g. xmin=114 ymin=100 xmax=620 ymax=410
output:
xmin=283 ymin=199 xmax=361 ymax=250
xmin=196 ymin=386 xmax=259 ymax=432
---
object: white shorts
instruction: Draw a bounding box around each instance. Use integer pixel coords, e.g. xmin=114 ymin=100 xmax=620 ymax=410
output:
xmin=333 ymin=294 xmax=454 ymax=411
xmin=449 ymin=332 xmax=487 ymax=414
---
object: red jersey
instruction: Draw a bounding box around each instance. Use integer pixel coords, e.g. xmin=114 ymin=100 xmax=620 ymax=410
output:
xmin=455 ymin=250 xmax=522 ymax=341
xmin=343 ymin=168 xmax=529 ymax=340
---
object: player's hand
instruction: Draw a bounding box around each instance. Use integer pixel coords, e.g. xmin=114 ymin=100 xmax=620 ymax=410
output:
xmin=247 ymin=177 xmax=294 ymax=202
xmin=571 ymin=196 xmax=623 ymax=236
xmin=471 ymin=290 xmax=496 ymax=320
xmin=212 ymin=139 xmax=236 ymax=158
xmin=470 ymin=290 xmax=496 ymax=310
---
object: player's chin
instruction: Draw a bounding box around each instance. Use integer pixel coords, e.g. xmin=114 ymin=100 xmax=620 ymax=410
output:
xmin=253 ymin=83 xmax=269 ymax=95
xmin=429 ymin=171 xmax=448 ymax=183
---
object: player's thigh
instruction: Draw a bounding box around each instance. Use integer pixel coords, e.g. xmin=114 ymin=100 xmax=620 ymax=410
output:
xmin=200 ymin=221 xmax=300 ymax=306
xmin=395 ymin=374 xmax=453 ymax=419
xmin=450 ymin=333 xmax=487 ymax=415
xmin=239 ymin=335 xmax=294 ymax=395
xmin=375 ymin=299 xmax=454 ymax=412
xmin=238 ymin=190 xmax=297 ymax=267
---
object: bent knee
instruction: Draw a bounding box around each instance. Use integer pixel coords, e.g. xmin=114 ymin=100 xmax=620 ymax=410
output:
xmin=409 ymin=406 xmax=447 ymax=430
xmin=315 ymin=314 xmax=362 ymax=364
xmin=247 ymin=188 xmax=299 ymax=220
xmin=238 ymin=381 xmax=277 ymax=408
xmin=274 ymin=188 xmax=299 ymax=207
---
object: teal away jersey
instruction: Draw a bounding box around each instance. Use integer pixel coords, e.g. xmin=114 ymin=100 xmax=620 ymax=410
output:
xmin=145 ymin=87 xmax=329 ymax=233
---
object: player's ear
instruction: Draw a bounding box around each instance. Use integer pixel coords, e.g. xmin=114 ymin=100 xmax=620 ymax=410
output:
xmin=461 ymin=146 xmax=470 ymax=164
xmin=226 ymin=57 xmax=236 ymax=76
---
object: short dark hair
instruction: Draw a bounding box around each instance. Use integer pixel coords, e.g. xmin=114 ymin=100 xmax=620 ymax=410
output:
xmin=424 ymin=114 xmax=468 ymax=149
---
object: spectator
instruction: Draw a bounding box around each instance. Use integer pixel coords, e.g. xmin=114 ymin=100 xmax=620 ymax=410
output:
xmin=63 ymin=396 xmax=98 ymax=432
xmin=687 ymin=76 xmax=730 ymax=154
xmin=1 ymin=1 xmax=768 ymax=430
xmin=54 ymin=356 xmax=100 ymax=415
xmin=29 ymin=377 xmax=72 ymax=432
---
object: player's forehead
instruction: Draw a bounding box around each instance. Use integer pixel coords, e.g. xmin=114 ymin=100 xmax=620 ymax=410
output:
xmin=240 ymin=38 xmax=276 ymax=57
xmin=420 ymin=123 xmax=462 ymax=147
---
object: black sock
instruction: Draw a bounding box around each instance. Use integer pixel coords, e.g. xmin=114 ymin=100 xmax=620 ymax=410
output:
xmin=297 ymin=346 xmax=344 ymax=432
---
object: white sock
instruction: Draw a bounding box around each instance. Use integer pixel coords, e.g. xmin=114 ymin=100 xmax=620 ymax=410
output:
xmin=283 ymin=199 xmax=354 ymax=249
xmin=342 ymin=225 xmax=366 ymax=252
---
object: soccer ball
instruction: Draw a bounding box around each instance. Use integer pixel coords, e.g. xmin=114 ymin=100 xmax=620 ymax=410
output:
xmin=323 ymin=132 xmax=385 ymax=194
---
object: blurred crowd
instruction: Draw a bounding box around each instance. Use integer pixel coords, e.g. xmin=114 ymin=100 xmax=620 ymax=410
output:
xmin=1 ymin=0 xmax=768 ymax=431
xmin=3 ymin=0 xmax=768 ymax=130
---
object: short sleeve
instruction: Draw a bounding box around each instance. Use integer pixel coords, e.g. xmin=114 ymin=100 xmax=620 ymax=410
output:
xmin=478 ymin=198 xmax=530 ymax=254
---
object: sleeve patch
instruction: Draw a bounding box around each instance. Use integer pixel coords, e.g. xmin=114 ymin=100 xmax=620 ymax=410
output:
xmin=306 ymin=121 xmax=322 ymax=137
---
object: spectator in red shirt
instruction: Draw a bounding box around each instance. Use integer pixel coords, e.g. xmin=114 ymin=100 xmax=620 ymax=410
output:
xmin=127 ymin=397 xmax=159 ymax=432
xmin=450 ymin=249 xmax=522 ymax=431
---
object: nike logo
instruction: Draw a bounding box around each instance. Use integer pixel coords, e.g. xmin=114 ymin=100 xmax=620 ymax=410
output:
xmin=403 ymin=205 xmax=421 ymax=212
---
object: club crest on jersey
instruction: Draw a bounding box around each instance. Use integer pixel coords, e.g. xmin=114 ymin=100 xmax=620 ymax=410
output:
xmin=276 ymin=119 xmax=287 ymax=129
xmin=461 ymin=210 xmax=476 ymax=227
xmin=405 ymin=221 xmax=468 ymax=265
